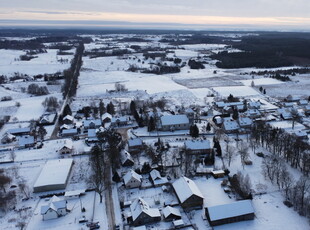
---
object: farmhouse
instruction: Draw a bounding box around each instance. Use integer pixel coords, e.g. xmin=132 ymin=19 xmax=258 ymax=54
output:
xmin=33 ymin=159 xmax=73 ymax=193
xmin=172 ymin=176 xmax=204 ymax=209
xmin=39 ymin=113 xmax=57 ymax=125
xmin=111 ymin=116 xmax=129 ymax=127
xmin=159 ymin=115 xmax=190 ymax=131
xmin=130 ymin=198 xmax=161 ymax=226
xmin=1 ymin=132 xmax=16 ymax=144
xmin=41 ymin=195 xmax=67 ymax=221
xmin=123 ymin=170 xmax=142 ymax=189
xmin=184 ymin=140 xmax=212 ymax=155
xmin=205 ymin=200 xmax=255 ymax=226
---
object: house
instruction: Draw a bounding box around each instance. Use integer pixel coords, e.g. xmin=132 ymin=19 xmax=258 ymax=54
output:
xmin=41 ymin=195 xmax=67 ymax=221
xmin=162 ymin=206 xmax=181 ymax=221
xmin=205 ymin=200 xmax=255 ymax=226
xmin=60 ymin=124 xmax=70 ymax=131
xmin=159 ymin=115 xmax=190 ymax=131
xmin=172 ymin=176 xmax=204 ymax=209
xmin=39 ymin=113 xmax=57 ymax=125
xmin=101 ymin=112 xmax=112 ymax=123
xmin=222 ymin=119 xmax=240 ymax=133
xmin=8 ymin=127 xmax=31 ymax=136
xmin=1 ymin=132 xmax=16 ymax=144
xmin=128 ymin=138 xmax=144 ymax=153
xmin=64 ymin=189 xmax=85 ymax=200
xmin=238 ymin=117 xmax=253 ymax=128
xmin=63 ymin=115 xmax=74 ymax=124
xmin=121 ymin=150 xmax=134 ymax=167
xmin=298 ymin=100 xmax=308 ymax=106
xmin=59 ymin=139 xmax=73 ymax=154
xmin=149 ymin=169 xmax=168 ymax=187
xmin=86 ymin=129 xmax=98 ymax=143
xmin=278 ymin=108 xmax=292 ymax=120
xmin=248 ymin=101 xmax=261 ymax=109
xmin=83 ymin=119 xmax=102 ymax=130
xmin=123 ymin=170 xmax=142 ymax=189
xmin=245 ymin=109 xmax=261 ymax=119
xmin=61 ymin=128 xmax=78 ymax=137
xmin=18 ymin=135 xmax=35 ymax=148
xmin=184 ymin=140 xmax=212 ymax=155
xmin=130 ymin=198 xmax=161 ymax=226
xmin=111 ymin=116 xmax=129 ymax=127
xmin=173 ymin=219 xmax=185 ymax=228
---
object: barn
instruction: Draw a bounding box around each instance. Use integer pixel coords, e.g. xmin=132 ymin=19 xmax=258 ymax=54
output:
xmin=33 ymin=159 xmax=73 ymax=193
xmin=205 ymin=200 xmax=255 ymax=226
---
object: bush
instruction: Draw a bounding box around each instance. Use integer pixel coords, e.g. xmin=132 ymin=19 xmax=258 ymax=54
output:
xmin=27 ymin=83 xmax=49 ymax=96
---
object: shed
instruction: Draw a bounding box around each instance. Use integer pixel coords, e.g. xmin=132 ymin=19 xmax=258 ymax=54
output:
xmin=163 ymin=206 xmax=181 ymax=221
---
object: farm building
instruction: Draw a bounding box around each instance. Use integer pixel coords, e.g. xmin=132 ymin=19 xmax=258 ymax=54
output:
xmin=172 ymin=176 xmax=204 ymax=209
xmin=184 ymin=140 xmax=212 ymax=155
xmin=61 ymin=128 xmax=78 ymax=137
xmin=41 ymin=195 xmax=67 ymax=221
xmin=159 ymin=115 xmax=190 ymax=131
xmin=8 ymin=127 xmax=31 ymax=136
xmin=130 ymin=198 xmax=161 ymax=226
xmin=205 ymin=200 xmax=255 ymax=226
xmin=33 ymin=159 xmax=73 ymax=193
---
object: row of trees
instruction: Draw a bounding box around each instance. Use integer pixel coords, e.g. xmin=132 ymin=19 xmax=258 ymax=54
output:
xmin=27 ymin=83 xmax=49 ymax=96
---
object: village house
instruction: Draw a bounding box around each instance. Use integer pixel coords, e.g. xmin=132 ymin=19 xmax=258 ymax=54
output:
xmin=128 ymin=138 xmax=144 ymax=153
xmin=39 ymin=113 xmax=57 ymax=125
xmin=61 ymin=128 xmax=78 ymax=137
xmin=111 ymin=116 xmax=129 ymax=127
xmin=59 ymin=139 xmax=73 ymax=154
xmin=238 ymin=116 xmax=253 ymax=128
xmin=63 ymin=115 xmax=74 ymax=124
xmin=83 ymin=119 xmax=102 ymax=130
xmin=60 ymin=124 xmax=70 ymax=131
xmin=130 ymin=198 xmax=161 ymax=226
xmin=222 ymin=118 xmax=240 ymax=133
xmin=205 ymin=200 xmax=255 ymax=226
xmin=149 ymin=169 xmax=168 ymax=187
xmin=245 ymin=109 xmax=261 ymax=119
xmin=248 ymin=101 xmax=261 ymax=109
xmin=1 ymin=132 xmax=16 ymax=144
xmin=121 ymin=150 xmax=135 ymax=167
xmin=86 ymin=129 xmax=98 ymax=143
xmin=41 ymin=195 xmax=67 ymax=221
xmin=159 ymin=114 xmax=190 ymax=131
xmin=184 ymin=140 xmax=212 ymax=155
xmin=123 ymin=170 xmax=142 ymax=189
xmin=162 ymin=206 xmax=182 ymax=221
xmin=18 ymin=135 xmax=35 ymax=148
xmin=101 ymin=112 xmax=112 ymax=124
xmin=172 ymin=176 xmax=204 ymax=209
xmin=8 ymin=127 xmax=31 ymax=136
xmin=64 ymin=189 xmax=85 ymax=200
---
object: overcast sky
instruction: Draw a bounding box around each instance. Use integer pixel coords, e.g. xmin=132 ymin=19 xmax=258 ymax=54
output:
xmin=1 ymin=0 xmax=310 ymax=30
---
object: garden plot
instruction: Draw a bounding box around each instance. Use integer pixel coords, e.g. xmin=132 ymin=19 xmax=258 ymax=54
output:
xmin=176 ymin=76 xmax=242 ymax=89
xmin=213 ymin=86 xmax=260 ymax=97
xmin=240 ymin=78 xmax=284 ymax=86
xmin=0 ymin=49 xmax=73 ymax=76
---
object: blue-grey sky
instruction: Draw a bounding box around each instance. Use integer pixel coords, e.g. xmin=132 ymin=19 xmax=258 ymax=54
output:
xmin=1 ymin=0 xmax=310 ymax=30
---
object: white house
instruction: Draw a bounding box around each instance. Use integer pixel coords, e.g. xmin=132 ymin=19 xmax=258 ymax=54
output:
xmin=41 ymin=196 xmax=67 ymax=220
xmin=123 ymin=170 xmax=142 ymax=189
xmin=59 ymin=139 xmax=73 ymax=154
xmin=130 ymin=198 xmax=161 ymax=226
xmin=159 ymin=115 xmax=190 ymax=131
xmin=149 ymin=169 xmax=168 ymax=187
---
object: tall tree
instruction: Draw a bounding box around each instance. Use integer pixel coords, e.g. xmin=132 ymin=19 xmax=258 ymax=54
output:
xmin=106 ymin=102 xmax=115 ymax=115
xmin=130 ymin=101 xmax=136 ymax=115
xmin=190 ymin=124 xmax=199 ymax=138
xmin=148 ymin=116 xmax=156 ymax=132
xmin=63 ymin=104 xmax=72 ymax=116
xmin=37 ymin=126 xmax=47 ymax=141
xmin=99 ymin=100 xmax=105 ymax=117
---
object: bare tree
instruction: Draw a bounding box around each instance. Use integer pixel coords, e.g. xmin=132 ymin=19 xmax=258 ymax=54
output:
xmin=238 ymin=143 xmax=250 ymax=169
xmin=9 ymin=150 xmax=16 ymax=162
xmin=18 ymin=179 xmax=31 ymax=199
xmin=224 ymin=144 xmax=236 ymax=167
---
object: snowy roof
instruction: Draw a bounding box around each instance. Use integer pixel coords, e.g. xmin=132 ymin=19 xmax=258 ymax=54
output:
xmin=173 ymin=219 xmax=185 ymax=227
xmin=299 ymin=100 xmax=308 ymax=105
xmin=132 ymin=226 xmax=147 ymax=230
xmin=40 ymin=113 xmax=57 ymax=123
xmin=34 ymin=159 xmax=73 ymax=190
xmin=63 ymin=115 xmax=74 ymax=121
xmin=111 ymin=116 xmax=127 ymax=123
xmin=130 ymin=198 xmax=161 ymax=221
xmin=18 ymin=135 xmax=35 ymax=147
xmin=150 ymin=169 xmax=168 ymax=185
xmin=87 ymin=129 xmax=97 ymax=138
xmin=83 ymin=119 xmax=102 ymax=127
xmin=121 ymin=150 xmax=134 ymax=164
xmin=248 ymin=101 xmax=261 ymax=108
xmin=238 ymin=117 xmax=253 ymax=126
xmin=160 ymin=115 xmax=189 ymax=126
xmin=8 ymin=127 xmax=30 ymax=135
xmin=123 ymin=170 xmax=142 ymax=185
xmin=62 ymin=129 xmax=78 ymax=135
xmin=60 ymin=124 xmax=69 ymax=130
xmin=172 ymin=176 xmax=203 ymax=203
xmin=60 ymin=139 xmax=73 ymax=149
xmin=128 ymin=138 xmax=143 ymax=147
xmin=206 ymin=200 xmax=254 ymax=221
xmin=185 ymin=108 xmax=194 ymax=114
xmin=64 ymin=189 xmax=85 ymax=197
xmin=41 ymin=195 xmax=67 ymax=214
xmin=163 ymin=206 xmax=181 ymax=219
xmin=101 ymin=112 xmax=112 ymax=121
xmin=185 ymin=140 xmax=211 ymax=150
xmin=223 ymin=119 xmax=239 ymax=131
xmin=294 ymin=130 xmax=308 ymax=137
xmin=245 ymin=109 xmax=260 ymax=116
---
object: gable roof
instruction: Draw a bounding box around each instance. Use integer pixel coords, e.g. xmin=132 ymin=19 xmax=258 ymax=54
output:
xmin=162 ymin=206 xmax=181 ymax=219
xmin=63 ymin=115 xmax=74 ymax=121
xmin=172 ymin=176 xmax=203 ymax=203
xmin=101 ymin=112 xmax=112 ymax=121
xmin=18 ymin=135 xmax=35 ymax=147
xmin=206 ymin=200 xmax=254 ymax=221
xmin=83 ymin=119 xmax=102 ymax=127
xmin=128 ymin=138 xmax=143 ymax=147
xmin=123 ymin=170 xmax=142 ymax=185
xmin=223 ymin=119 xmax=239 ymax=131
xmin=60 ymin=139 xmax=73 ymax=150
xmin=121 ymin=150 xmax=134 ymax=165
xmin=160 ymin=115 xmax=189 ymax=126
xmin=41 ymin=195 xmax=67 ymax=215
xmin=130 ymin=198 xmax=161 ymax=221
